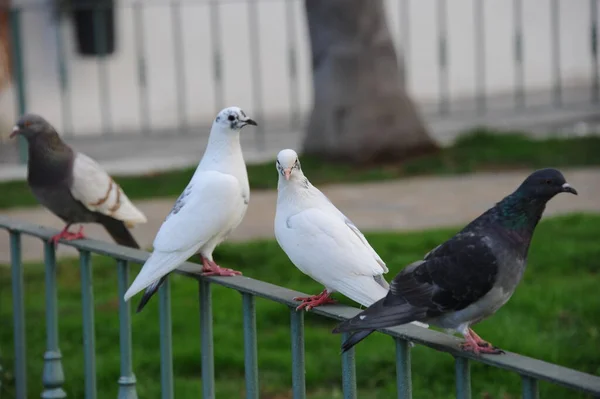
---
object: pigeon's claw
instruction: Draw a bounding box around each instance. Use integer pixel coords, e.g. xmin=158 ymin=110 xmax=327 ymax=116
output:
xmin=293 ymin=289 xmax=336 ymax=312
xmin=468 ymin=328 xmax=493 ymax=348
xmin=460 ymin=330 xmax=505 ymax=355
xmin=200 ymin=257 xmax=242 ymax=277
xmin=49 ymin=225 xmax=86 ymax=247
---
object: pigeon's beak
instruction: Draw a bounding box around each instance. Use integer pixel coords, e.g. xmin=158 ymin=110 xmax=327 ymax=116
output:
xmin=561 ymin=183 xmax=578 ymax=195
xmin=283 ymin=168 xmax=292 ymax=180
xmin=244 ymin=119 xmax=258 ymax=127
xmin=9 ymin=125 xmax=20 ymax=138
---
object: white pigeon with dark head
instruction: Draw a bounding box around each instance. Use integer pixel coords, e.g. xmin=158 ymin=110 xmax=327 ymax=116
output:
xmin=333 ymin=168 xmax=578 ymax=355
xmin=273 ymin=149 xmax=427 ymax=330
xmin=11 ymin=113 xmax=147 ymax=248
xmin=124 ymin=107 xmax=257 ymax=312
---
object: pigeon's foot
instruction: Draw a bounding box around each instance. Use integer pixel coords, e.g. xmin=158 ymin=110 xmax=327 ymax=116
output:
xmin=468 ymin=328 xmax=494 ymax=348
xmin=293 ymin=289 xmax=336 ymax=312
xmin=200 ymin=257 xmax=242 ymax=277
xmin=460 ymin=331 xmax=505 ymax=355
xmin=49 ymin=226 xmax=86 ymax=246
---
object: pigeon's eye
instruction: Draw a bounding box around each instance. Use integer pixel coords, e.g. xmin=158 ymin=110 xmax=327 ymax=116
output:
xmin=228 ymin=115 xmax=236 ymax=122
xmin=545 ymin=179 xmax=553 ymax=185
xmin=24 ymin=121 xmax=32 ymax=127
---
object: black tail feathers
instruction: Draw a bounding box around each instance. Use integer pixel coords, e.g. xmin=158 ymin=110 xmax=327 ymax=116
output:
xmin=340 ymin=330 xmax=375 ymax=353
xmin=135 ymin=276 xmax=167 ymax=313
xmin=97 ymin=215 xmax=140 ymax=249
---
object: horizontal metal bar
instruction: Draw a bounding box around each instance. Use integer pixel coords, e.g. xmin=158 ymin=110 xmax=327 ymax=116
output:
xmin=2 ymin=217 xmax=600 ymax=396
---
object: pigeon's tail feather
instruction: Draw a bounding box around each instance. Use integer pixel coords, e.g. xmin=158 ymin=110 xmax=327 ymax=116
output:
xmin=97 ymin=214 xmax=140 ymax=249
xmin=341 ymin=330 xmax=375 ymax=353
xmin=135 ymin=276 xmax=167 ymax=313
xmin=124 ymin=248 xmax=196 ymax=301
xmin=333 ymin=298 xmax=424 ymax=334
xmin=334 ymin=275 xmax=389 ymax=308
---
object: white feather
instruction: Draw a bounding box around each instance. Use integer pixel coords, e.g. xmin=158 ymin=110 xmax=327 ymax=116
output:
xmin=124 ymin=173 xmax=245 ymax=300
xmin=124 ymin=107 xmax=252 ymax=301
xmin=70 ymin=152 xmax=147 ymax=226
xmin=274 ymin=149 xmax=428 ymax=329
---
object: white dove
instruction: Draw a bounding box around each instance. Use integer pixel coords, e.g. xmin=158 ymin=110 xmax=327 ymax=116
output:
xmin=273 ymin=149 xmax=428 ymax=331
xmin=124 ymin=107 xmax=257 ymax=312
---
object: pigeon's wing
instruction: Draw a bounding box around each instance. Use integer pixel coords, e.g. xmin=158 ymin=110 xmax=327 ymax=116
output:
xmin=334 ymin=234 xmax=499 ymax=332
xmin=124 ymin=171 xmax=243 ymax=300
xmin=392 ymin=233 xmax=499 ymax=316
xmin=70 ymin=152 xmax=147 ymax=226
xmin=315 ymin=189 xmax=388 ymax=272
xmin=342 ymin=216 xmax=388 ymax=272
xmin=279 ymin=208 xmax=388 ymax=306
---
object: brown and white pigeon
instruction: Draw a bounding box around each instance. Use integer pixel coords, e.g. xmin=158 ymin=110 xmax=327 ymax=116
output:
xmin=333 ymin=168 xmax=577 ymax=355
xmin=11 ymin=113 xmax=147 ymax=248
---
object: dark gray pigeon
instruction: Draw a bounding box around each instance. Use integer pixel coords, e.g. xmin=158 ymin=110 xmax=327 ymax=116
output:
xmin=11 ymin=113 xmax=147 ymax=248
xmin=333 ymin=168 xmax=577 ymax=355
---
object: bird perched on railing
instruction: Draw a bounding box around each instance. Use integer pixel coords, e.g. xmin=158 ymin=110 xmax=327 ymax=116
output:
xmin=124 ymin=106 xmax=257 ymax=313
xmin=273 ymin=149 xmax=427 ymax=331
xmin=333 ymin=168 xmax=578 ymax=355
xmin=11 ymin=113 xmax=147 ymax=249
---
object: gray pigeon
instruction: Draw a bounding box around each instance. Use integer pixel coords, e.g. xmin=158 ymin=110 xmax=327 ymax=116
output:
xmin=333 ymin=168 xmax=577 ymax=355
xmin=11 ymin=113 xmax=147 ymax=248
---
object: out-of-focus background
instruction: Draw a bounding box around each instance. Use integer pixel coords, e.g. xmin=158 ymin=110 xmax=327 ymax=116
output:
xmin=0 ymin=0 xmax=599 ymax=398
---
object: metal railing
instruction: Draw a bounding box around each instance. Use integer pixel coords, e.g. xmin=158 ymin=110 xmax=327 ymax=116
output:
xmin=1 ymin=0 xmax=600 ymax=162
xmin=2 ymin=216 xmax=600 ymax=398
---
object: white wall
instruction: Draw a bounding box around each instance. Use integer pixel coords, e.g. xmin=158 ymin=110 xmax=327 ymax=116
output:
xmin=0 ymin=0 xmax=596 ymax=137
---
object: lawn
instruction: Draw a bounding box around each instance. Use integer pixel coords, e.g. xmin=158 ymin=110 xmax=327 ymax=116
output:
xmin=1 ymin=129 xmax=600 ymax=210
xmin=0 ymin=213 xmax=599 ymax=398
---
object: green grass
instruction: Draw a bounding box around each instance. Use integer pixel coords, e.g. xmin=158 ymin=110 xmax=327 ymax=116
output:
xmin=1 ymin=213 xmax=599 ymax=398
xmin=2 ymin=129 xmax=600 ymax=210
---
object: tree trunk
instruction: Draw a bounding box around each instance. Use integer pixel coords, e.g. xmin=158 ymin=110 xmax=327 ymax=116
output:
xmin=303 ymin=0 xmax=438 ymax=164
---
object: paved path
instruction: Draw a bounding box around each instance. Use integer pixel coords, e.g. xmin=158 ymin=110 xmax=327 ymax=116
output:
xmin=1 ymin=167 xmax=599 ymax=263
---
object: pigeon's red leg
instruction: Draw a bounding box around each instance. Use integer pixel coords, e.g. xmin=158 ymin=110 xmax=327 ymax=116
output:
xmin=293 ymin=289 xmax=337 ymax=311
xmin=200 ymin=256 xmax=242 ymax=277
xmin=49 ymin=225 xmax=87 ymax=246
xmin=460 ymin=329 xmax=505 ymax=355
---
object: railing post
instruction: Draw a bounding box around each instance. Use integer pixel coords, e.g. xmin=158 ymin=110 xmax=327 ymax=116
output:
xmin=117 ymin=259 xmax=138 ymax=399
xmin=10 ymin=231 xmax=27 ymax=398
xmin=42 ymin=241 xmax=66 ymax=398
xmin=341 ymin=333 xmax=357 ymax=399
xmin=290 ymin=310 xmax=306 ymax=399
xmin=8 ymin=8 xmax=27 ymax=163
xmin=395 ymin=338 xmax=412 ymax=399
xmin=160 ymin=277 xmax=174 ymax=399
xmin=242 ymin=293 xmax=259 ymax=399
xmin=522 ymin=376 xmax=539 ymax=399
xmin=199 ymin=279 xmax=215 ymax=399
xmin=80 ymin=250 xmax=97 ymax=399
xmin=454 ymin=356 xmax=471 ymax=399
